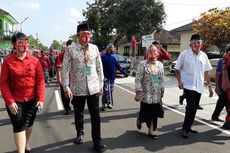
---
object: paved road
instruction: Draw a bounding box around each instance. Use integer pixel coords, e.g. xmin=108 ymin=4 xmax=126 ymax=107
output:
xmin=0 ymin=76 xmax=229 ymax=153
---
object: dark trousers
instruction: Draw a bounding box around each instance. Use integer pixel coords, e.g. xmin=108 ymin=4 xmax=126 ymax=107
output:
xmin=60 ymin=85 xmax=71 ymax=111
xmin=212 ymin=90 xmax=228 ymax=118
xmin=182 ymin=89 xmax=201 ymax=131
xmin=72 ymin=94 xmax=102 ymax=144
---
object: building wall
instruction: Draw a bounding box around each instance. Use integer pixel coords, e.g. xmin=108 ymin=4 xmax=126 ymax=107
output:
xmin=180 ymin=32 xmax=195 ymax=51
xmin=167 ymin=45 xmax=180 ymax=52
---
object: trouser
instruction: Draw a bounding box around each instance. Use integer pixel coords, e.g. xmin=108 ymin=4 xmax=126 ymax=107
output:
xmin=43 ymin=68 xmax=49 ymax=84
xmin=60 ymin=85 xmax=71 ymax=111
xmin=212 ymin=90 xmax=228 ymax=118
xmin=182 ymin=89 xmax=201 ymax=131
xmin=102 ymin=78 xmax=114 ymax=105
xmin=72 ymin=94 xmax=102 ymax=144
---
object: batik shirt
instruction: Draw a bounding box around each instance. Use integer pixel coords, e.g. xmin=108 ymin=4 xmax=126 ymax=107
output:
xmin=61 ymin=43 xmax=104 ymax=96
xmin=135 ymin=60 xmax=164 ymax=104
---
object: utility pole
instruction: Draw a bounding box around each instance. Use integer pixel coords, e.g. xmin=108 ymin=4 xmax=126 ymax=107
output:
xmin=20 ymin=17 xmax=29 ymax=32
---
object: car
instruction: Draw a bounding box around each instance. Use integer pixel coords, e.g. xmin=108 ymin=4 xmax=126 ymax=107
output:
xmin=169 ymin=60 xmax=177 ymax=73
xmin=111 ymin=53 xmax=131 ymax=75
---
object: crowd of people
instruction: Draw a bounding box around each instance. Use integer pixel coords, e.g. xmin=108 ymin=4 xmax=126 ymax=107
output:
xmin=0 ymin=23 xmax=230 ymax=153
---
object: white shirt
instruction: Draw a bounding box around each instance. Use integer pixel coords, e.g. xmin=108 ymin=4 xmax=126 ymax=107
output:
xmin=175 ymin=48 xmax=212 ymax=93
xmin=61 ymin=43 xmax=104 ymax=96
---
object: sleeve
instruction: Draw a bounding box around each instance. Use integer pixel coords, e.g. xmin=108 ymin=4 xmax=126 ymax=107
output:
xmin=35 ymin=61 xmax=46 ymax=102
xmin=204 ymin=55 xmax=212 ymax=72
xmin=61 ymin=47 xmax=71 ymax=92
xmin=0 ymin=58 xmax=15 ymax=106
xmin=174 ymin=52 xmax=183 ymax=70
xmin=115 ymin=58 xmax=127 ymax=75
xmin=135 ymin=61 xmax=144 ymax=92
xmin=96 ymin=46 xmax=104 ymax=89
xmin=159 ymin=62 xmax=165 ymax=92
xmin=216 ymin=59 xmax=222 ymax=75
xmin=158 ymin=48 xmax=171 ymax=61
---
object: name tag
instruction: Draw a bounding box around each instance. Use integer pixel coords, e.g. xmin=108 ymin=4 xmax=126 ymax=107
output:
xmin=83 ymin=65 xmax=91 ymax=76
xmin=151 ymin=75 xmax=159 ymax=84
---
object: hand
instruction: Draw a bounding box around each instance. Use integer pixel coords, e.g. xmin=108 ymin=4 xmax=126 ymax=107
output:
xmin=209 ymin=87 xmax=214 ymax=97
xmin=98 ymin=89 xmax=103 ymax=96
xmin=36 ymin=101 xmax=44 ymax=113
xmin=8 ymin=102 xmax=18 ymax=115
xmin=161 ymin=91 xmax=164 ymax=98
xmin=178 ymin=81 xmax=184 ymax=89
xmin=64 ymin=90 xmax=73 ymax=99
xmin=215 ymin=87 xmax=220 ymax=95
xmin=134 ymin=94 xmax=141 ymax=102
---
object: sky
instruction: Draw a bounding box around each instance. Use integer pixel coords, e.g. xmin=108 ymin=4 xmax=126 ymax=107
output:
xmin=0 ymin=0 xmax=229 ymax=47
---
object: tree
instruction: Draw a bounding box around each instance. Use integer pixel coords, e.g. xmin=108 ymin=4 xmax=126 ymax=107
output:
xmin=28 ymin=35 xmax=47 ymax=51
xmin=193 ymin=7 xmax=230 ymax=54
xmin=83 ymin=0 xmax=166 ymax=50
xmin=50 ymin=40 xmax=62 ymax=50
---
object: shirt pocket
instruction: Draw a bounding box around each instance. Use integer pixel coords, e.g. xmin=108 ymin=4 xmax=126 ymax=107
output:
xmin=9 ymin=62 xmax=23 ymax=77
xmin=25 ymin=63 xmax=36 ymax=77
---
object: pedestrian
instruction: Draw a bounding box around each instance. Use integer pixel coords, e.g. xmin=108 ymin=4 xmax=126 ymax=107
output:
xmin=211 ymin=57 xmax=228 ymax=122
xmin=0 ymin=32 xmax=45 ymax=153
xmin=100 ymin=43 xmax=129 ymax=111
xmin=49 ymin=50 xmax=56 ymax=80
xmin=134 ymin=44 xmax=165 ymax=140
xmin=39 ymin=50 xmax=50 ymax=85
xmin=55 ymin=39 xmax=72 ymax=115
xmin=61 ymin=23 xmax=106 ymax=152
xmin=175 ymin=34 xmax=213 ymax=139
xmin=222 ymin=48 xmax=230 ymax=129
xmin=136 ymin=40 xmax=171 ymax=130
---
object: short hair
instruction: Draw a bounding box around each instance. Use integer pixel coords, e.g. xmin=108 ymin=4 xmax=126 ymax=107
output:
xmin=152 ymin=40 xmax=160 ymax=45
xmin=66 ymin=39 xmax=72 ymax=46
xmin=77 ymin=23 xmax=90 ymax=33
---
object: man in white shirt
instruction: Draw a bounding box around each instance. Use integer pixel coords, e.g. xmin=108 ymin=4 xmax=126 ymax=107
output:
xmin=61 ymin=23 xmax=106 ymax=152
xmin=175 ymin=34 xmax=213 ymax=139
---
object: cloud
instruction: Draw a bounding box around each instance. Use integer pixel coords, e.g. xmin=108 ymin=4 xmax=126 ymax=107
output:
xmin=70 ymin=6 xmax=81 ymax=18
xmin=13 ymin=1 xmax=40 ymax=10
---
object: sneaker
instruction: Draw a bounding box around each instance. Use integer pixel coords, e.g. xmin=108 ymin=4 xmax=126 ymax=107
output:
xmin=93 ymin=142 xmax=107 ymax=152
xmin=74 ymin=135 xmax=84 ymax=144
xmin=101 ymin=104 xmax=106 ymax=111
xmin=136 ymin=118 xmax=142 ymax=130
xmin=107 ymin=104 xmax=113 ymax=109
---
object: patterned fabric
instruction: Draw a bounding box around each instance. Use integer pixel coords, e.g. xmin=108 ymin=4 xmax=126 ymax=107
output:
xmin=61 ymin=43 xmax=104 ymax=96
xmin=135 ymin=60 xmax=164 ymax=104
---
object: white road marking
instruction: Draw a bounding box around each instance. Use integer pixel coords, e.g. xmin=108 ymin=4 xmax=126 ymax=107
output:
xmin=115 ymin=84 xmax=230 ymax=136
xmin=55 ymin=90 xmax=64 ymax=110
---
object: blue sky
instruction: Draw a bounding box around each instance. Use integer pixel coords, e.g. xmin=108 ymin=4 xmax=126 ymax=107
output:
xmin=0 ymin=0 xmax=229 ymax=47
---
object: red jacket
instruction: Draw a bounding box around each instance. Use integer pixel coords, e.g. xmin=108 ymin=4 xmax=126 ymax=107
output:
xmin=0 ymin=52 xmax=45 ymax=106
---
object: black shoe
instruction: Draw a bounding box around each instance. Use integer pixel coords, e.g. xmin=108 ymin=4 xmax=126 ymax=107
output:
xmin=64 ymin=110 xmax=69 ymax=115
xmin=211 ymin=117 xmax=224 ymax=122
xmin=179 ymin=95 xmax=184 ymax=105
xmin=107 ymin=104 xmax=113 ymax=109
xmin=182 ymin=130 xmax=189 ymax=139
xmin=223 ymin=121 xmax=230 ymax=130
xmin=189 ymin=129 xmax=198 ymax=134
xmin=197 ymin=105 xmax=203 ymax=110
xmin=136 ymin=118 xmax=142 ymax=130
xmin=25 ymin=149 xmax=31 ymax=153
xmin=93 ymin=143 xmax=107 ymax=152
xmin=74 ymin=135 xmax=84 ymax=144
xmin=147 ymin=133 xmax=158 ymax=140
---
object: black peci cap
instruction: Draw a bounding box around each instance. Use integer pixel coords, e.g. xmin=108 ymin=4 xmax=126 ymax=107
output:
xmin=77 ymin=23 xmax=89 ymax=33
xmin=190 ymin=34 xmax=202 ymax=41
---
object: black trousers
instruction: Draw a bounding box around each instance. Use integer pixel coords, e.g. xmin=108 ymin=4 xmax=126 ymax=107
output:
xmin=60 ymin=85 xmax=71 ymax=111
xmin=182 ymin=89 xmax=201 ymax=131
xmin=72 ymin=94 xmax=101 ymax=144
xmin=212 ymin=90 xmax=228 ymax=118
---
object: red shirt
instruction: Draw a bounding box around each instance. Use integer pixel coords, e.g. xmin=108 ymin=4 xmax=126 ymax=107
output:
xmin=0 ymin=52 xmax=45 ymax=106
xmin=157 ymin=48 xmax=171 ymax=63
xmin=55 ymin=52 xmax=64 ymax=68
xmin=39 ymin=55 xmax=50 ymax=69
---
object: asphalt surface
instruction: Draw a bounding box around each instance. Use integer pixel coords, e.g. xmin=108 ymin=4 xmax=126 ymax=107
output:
xmin=0 ymin=75 xmax=230 ymax=153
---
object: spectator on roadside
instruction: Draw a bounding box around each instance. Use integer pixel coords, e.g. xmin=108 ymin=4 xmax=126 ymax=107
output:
xmin=61 ymin=23 xmax=106 ymax=152
xmin=55 ymin=39 xmax=72 ymax=115
xmin=39 ymin=50 xmax=50 ymax=85
xmin=0 ymin=32 xmax=45 ymax=153
xmin=222 ymin=48 xmax=230 ymax=130
xmin=135 ymin=44 xmax=165 ymax=140
xmin=211 ymin=57 xmax=228 ymax=122
xmin=100 ymin=43 xmax=129 ymax=111
xmin=175 ymin=34 xmax=213 ymax=139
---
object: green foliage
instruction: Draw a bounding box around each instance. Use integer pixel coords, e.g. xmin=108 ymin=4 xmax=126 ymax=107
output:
xmin=28 ymin=35 xmax=47 ymax=51
xmin=50 ymin=40 xmax=62 ymax=50
xmin=193 ymin=7 xmax=230 ymax=53
xmin=83 ymin=0 xmax=166 ymax=50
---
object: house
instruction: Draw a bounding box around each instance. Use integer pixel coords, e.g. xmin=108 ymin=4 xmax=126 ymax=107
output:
xmin=0 ymin=8 xmax=18 ymax=54
xmin=116 ymin=29 xmax=180 ymax=61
